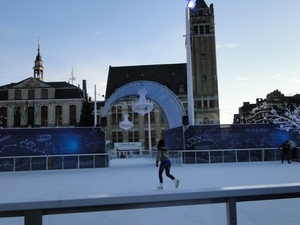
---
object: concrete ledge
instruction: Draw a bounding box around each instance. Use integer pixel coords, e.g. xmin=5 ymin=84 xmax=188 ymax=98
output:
xmin=1 ymin=183 xmax=300 ymax=225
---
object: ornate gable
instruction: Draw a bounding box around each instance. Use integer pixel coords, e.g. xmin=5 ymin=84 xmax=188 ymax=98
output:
xmin=12 ymin=77 xmax=50 ymax=89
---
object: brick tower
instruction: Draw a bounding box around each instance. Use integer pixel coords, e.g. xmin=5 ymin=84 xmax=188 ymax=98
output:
xmin=190 ymin=0 xmax=220 ymax=124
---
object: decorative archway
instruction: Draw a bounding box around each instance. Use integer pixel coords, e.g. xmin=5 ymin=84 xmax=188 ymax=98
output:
xmin=101 ymin=81 xmax=185 ymax=129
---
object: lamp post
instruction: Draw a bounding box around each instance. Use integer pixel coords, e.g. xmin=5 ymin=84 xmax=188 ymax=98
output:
xmin=132 ymin=88 xmax=154 ymax=156
xmin=94 ymin=85 xmax=97 ymax=127
xmin=186 ymin=0 xmax=195 ymax=125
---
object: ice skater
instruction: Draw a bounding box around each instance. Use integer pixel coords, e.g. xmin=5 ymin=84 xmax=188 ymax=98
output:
xmin=155 ymin=139 xmax=179 ymax=190
xmin=288 ymin=140 xmax=298 ymax=162
xmin=279 ymin=140 xmax=291 ymax=164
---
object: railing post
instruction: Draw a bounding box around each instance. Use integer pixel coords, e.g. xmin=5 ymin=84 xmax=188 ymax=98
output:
xmin=24 ymin=210 xmax=43 ymax=225
xmin=226 ymin=197 xmax=237 ymax=225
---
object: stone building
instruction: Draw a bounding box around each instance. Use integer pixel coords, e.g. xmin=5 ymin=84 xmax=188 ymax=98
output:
xmin=103 ymin=0 xmax=220 ymax=151
xmin=234 ymin=90 xmax=300 ymax=124
xmin=0 ymin=42 xmax=86 ymax=128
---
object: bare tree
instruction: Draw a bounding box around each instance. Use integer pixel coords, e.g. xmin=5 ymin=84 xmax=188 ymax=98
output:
xmin=268 ymin=103 xmax=300 ymax=132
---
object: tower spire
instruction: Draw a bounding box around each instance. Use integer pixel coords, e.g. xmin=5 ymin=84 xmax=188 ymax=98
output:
xmin=33 ymin=37 xmax=44 ymax=81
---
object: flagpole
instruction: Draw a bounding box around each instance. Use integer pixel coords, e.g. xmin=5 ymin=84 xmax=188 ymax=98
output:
xmin=94 ymin=85 xmax=97 ymax=127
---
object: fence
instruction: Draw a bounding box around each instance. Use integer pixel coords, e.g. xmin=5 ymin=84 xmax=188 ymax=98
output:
xmin=167 ymin=147 xmax=284 ymax=164
xmin=1 ymin=182 xmax=300 ymax=225
xmin=0 ymin=153 xmax=110 ymax=172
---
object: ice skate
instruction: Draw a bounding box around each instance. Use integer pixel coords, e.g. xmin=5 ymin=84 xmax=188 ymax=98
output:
xmin=157 ymin=183 xmax=163 ymax=190
xmin=173 ymin=179 xmax=180 ymax=188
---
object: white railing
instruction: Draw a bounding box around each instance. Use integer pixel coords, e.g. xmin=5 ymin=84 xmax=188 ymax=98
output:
xmin=1 ymin=182 xmax=300 ymax=225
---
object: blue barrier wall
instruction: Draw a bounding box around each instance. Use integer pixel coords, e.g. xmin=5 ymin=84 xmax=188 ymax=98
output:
xmin=0 ymin=127 xmax=107 ymax=171
xmin=184 ymin=124 xmax=297 ymax=150
xmin=166 ymin=124 xmax=299 ymax=164
xmin=0 ymin=127 xmax=105 ymax=156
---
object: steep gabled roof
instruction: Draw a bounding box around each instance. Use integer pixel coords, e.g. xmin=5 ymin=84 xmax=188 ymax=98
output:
xmin=105 ymin=63 xmax=187 ymax=99
xmin=194 ymin=0 xmax=208 ymax=9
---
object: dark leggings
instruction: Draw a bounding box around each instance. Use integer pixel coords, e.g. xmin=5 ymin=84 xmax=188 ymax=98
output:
xmin=158 ymin=160 xmax=175 ymax=183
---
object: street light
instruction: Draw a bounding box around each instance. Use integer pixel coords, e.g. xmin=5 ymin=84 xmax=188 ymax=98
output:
xmin=132 ymin=88 xmax=154 ymax=156
xmin=186 ymin=0 xmax=195 ymax=125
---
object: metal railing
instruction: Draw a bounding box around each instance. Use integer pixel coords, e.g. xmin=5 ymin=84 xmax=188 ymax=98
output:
xmin=1 ymin=182 xmax=300 ymax=225
xmin=167 ymin=148 xmax=282 ymax=164
xmin=0 ymin=153 xmax=110 ymax=172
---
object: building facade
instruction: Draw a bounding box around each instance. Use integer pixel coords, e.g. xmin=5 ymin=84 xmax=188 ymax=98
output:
xmin=0 ymin=43 xmax=86 ymax=128
xmin=234 ymin=90 xmax=300 ymax=124
xmin=103 ymin=0 xmax=220 ymax=151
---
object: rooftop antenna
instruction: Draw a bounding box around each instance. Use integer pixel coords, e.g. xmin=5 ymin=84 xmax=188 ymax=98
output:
xmin=69 ymin=64 xmax=76 ymax=85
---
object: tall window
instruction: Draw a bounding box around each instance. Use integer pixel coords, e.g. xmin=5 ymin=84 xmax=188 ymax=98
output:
xmin=144 ymin=111 xmax=155 ymax=123
xmin=41 ymin=106 xmax=48 ymax=127
xmin=128 ymin=105 xmax=139 ymax=123
xmin=69 ymin=105 xmax=77 ymax=126
xmin=112 ymin=131 xmax=123 ymax=146
xmin=111 ymin=106 xmax=122 ymax=125
xmin=28 ymin=106 xmax=34 ymax=127
xmin=14 ymin=107 xmax=21 ymax=127
xmin=0 ymin=107 xmax=7 ymax=128
xmin=128 ymin=130 xmax=139 ymax=142
xmin=145 ymin=130 xmax=156 ymax=150
xmin=41 ymin=89 xmax=48 ymax=99
xmin=28 ymin=90 xmax=35 ymax=99
xmin=55 ymin=106 xmax=62 ymax=126
xmin=15 ymin=90 xmax=21 ymax=100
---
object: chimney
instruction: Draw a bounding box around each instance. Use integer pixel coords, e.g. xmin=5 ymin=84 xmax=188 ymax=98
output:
xmin=82 ymin=80 xmax=87 ymax=99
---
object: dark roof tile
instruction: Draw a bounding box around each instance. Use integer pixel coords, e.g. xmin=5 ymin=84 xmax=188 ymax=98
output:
xmin=105 ymin=63 xmax=187 ymax=99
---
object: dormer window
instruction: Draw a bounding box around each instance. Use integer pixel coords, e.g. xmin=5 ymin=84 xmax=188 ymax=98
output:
xmin=178 ymin=83 xmax=185 ymax=94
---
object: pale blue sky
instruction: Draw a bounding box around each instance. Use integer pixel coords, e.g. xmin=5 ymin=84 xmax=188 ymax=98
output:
xmin=1 ymin=0 xmax=299 ymax=124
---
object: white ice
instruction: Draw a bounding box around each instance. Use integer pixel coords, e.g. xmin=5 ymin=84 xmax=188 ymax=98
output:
xmin=1 ymin=158 xmax=300 ymax=225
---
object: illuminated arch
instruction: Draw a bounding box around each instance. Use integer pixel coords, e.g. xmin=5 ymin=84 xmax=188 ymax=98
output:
xmin=101 ymin=81 xmax=186 ymax=129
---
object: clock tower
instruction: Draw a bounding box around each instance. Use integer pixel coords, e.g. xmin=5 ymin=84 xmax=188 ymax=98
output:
xmin=33 ymin=38 xmax=44 ymax=81
xmin=190 ymin=0 xmax=219 ymax=124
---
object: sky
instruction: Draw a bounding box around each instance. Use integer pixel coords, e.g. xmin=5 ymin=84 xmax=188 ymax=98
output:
xmin=1 ymin=158 xmax=300 ymax=225
xmin=0 ymin=0 xmax=300 ymax=124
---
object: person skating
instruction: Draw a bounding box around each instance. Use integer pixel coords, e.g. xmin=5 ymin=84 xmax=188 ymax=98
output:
xmin=288 ymin=140 xmax=298 ymax=162
xmin=155 ymin=139 xmax=179 ymax=190
xmin=279 ymin=141 xmax=291 ymax=164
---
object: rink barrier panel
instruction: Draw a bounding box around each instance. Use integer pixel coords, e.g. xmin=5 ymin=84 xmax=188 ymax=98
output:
xmin=0 ymin=153 xmax=110 ymax=172
xmin=1 ymin=183 xmax=300 ymax=225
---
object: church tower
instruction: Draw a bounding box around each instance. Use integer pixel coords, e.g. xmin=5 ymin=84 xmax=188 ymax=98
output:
xmin=33 ymin=38 xmax=44 ymax=81
xmin=190 ymin=0 xmax=219 ymax=124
